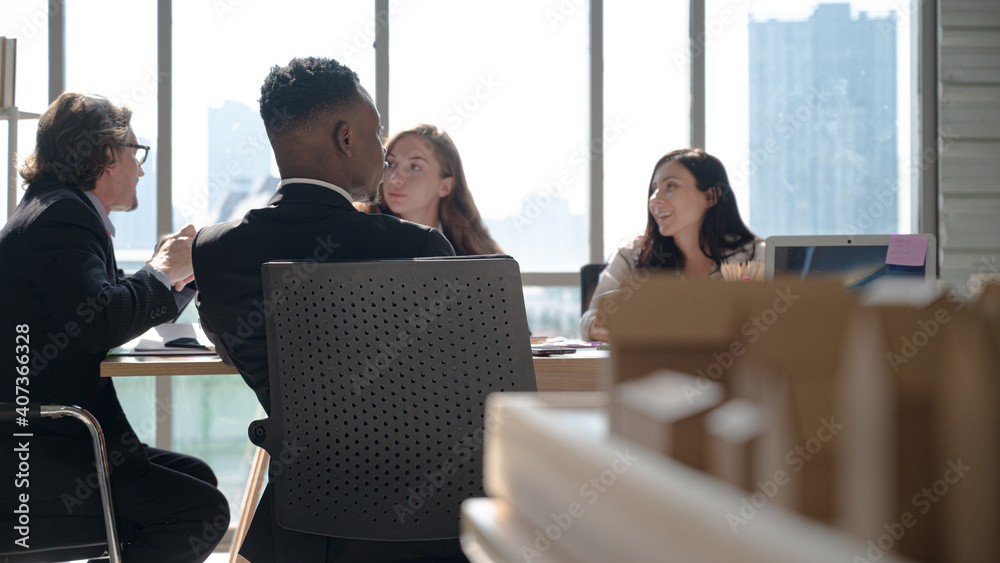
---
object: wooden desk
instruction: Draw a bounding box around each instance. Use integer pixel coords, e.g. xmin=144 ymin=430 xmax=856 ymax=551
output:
xmin=100 ymin=349 xmax=611 ymax=392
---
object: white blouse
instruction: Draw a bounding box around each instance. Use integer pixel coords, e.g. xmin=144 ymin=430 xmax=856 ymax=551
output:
xmin=579 ymin=233 xmax=765 ymax=339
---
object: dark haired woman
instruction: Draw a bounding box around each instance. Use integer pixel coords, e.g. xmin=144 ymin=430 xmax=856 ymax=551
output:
xmin=358 ymin=124 xmax=502 ymax=256
xmin=580 ymin=148 xmax=763 ymax=341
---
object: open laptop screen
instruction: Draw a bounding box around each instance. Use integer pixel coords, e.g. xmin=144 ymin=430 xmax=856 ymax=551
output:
xmin=765 ymin=234 xmax=937 ymax=291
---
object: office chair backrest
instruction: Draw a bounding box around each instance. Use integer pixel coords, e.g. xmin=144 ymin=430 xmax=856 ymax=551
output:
xmin=580 ymin=263 xmax=607 ymax=315
xmin=251 ymin=256 xmax=536 ymax=540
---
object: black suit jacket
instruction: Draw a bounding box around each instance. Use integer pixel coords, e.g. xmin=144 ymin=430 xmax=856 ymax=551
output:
xmin=0 ymin=180 xmax=178 ymax=489
xmin=193 ymin=182 xmax=461 ymax=562
xmin=193 ymin=182 xmax=456 ymax=414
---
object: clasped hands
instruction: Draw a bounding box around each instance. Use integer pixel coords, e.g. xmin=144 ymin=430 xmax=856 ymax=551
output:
xmin=147 ymin=224 xmax=197 ymax=291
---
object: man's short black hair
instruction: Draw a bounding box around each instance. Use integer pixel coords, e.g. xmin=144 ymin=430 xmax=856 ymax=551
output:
xmin=259 ymin=57 xmax=361 ymax=136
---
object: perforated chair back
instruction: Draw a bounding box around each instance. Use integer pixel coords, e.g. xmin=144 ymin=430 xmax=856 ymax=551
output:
xmin=581 ymin=263 xmax=607 ymax=315
xmin=250 ymin=256 xmax=536 ymax=541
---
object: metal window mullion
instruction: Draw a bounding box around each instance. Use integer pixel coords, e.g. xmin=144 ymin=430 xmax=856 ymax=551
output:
xmin=589 ymin=0 xmax=604 ymax=264
xmin=521 ymin=272 xmax=578 ymax=286
xmin=375 ymin=0 xmax=390 ymax=137
xmin=155 ymin=0 xmax=173 ymax=450
xmin=690 ymin=0 xmax=706 ymax=149
xmin=919 ymin=0 xmax=938 ymax=239
xmin=6 ymin=107 xmax=18 ymax=219
xmin=48 ymin=0 xmax=65 ymax=102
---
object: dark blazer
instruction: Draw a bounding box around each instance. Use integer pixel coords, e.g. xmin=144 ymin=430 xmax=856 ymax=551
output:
xmin=193 ymin=182 xmax=456 ymax=414
xmin=193 ymin=182 xmax=461 ymax=562
xmin=0 ymin=180 xmax=178 ymax=486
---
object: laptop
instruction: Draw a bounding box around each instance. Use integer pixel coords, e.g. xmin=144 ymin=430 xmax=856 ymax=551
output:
xmin=764 ymin=234 xmax=937 ymax=291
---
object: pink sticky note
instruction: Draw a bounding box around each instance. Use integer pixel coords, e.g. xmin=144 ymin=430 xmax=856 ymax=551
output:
xmin=886 ymin=234 xmax=929 ymax=266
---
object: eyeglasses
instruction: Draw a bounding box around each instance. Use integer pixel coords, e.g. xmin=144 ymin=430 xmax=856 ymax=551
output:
xmin=122 ymin=142 xmax=150 ymax=166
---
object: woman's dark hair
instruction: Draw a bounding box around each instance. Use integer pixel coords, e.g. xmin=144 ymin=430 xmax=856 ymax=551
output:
xmin=20 ymin=92 xmax=131 ymax=192
xmin=637 ymin=148 xmax=757 ymax=270
xmin=375 ymin=125 xmax=502 ymax=256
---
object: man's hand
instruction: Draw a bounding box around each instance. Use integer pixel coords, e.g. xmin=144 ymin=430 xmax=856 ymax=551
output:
xmin=147 ymin=224 xmax=197 ymax=290
xmin=589 ymin=326 xmax=610 ymax=343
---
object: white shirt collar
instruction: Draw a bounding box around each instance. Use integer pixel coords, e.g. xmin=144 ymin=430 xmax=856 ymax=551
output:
xmin=279 ymin=178 xmax=353 ymax=204
xmin=83 ymin=190 xmax=115 ymax=237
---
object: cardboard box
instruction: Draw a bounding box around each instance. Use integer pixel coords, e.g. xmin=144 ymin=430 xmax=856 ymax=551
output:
xmin=600 ymin=276 xmax=1000 ymax=562
xmin=604 ymin=277 xmax=856 ymax=520
xmin=610 ymin=370 xmax=723 ymax=469
xmin=704 ymin=398 xmax=765 ymax=491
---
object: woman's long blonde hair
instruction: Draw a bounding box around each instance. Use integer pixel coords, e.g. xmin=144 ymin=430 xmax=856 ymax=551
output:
xmin=373 ymin=124 xmax=502 ymax=256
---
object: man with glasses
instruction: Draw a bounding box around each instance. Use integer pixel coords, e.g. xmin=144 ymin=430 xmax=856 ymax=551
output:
xmin=0 ymin=92 xmax=229 ymax=562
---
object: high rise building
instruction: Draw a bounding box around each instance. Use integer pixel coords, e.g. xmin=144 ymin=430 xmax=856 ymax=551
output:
xmin=207 ymin=100 xmax=272 ymax=222
xmin=748 ymin=3 xmax=897 ymax=237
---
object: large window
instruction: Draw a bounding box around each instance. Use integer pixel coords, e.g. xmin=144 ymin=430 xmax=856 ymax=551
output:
xmin=171 ymin=0 xmax=374 ymax=232
xmin=1 ymin=1 xmax=48 ymax=219
xmin=390 ymin=0 xmax=589 ymax=273
xmin=706 ymin=0 xmax=914 ymax=238
xmin=604 ymin=1 xmax=690 ymax=257
xmin=65 ymin=0 xmax=159 ymax=271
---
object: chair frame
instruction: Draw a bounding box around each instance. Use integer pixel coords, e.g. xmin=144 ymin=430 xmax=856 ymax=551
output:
xmin=0 ymin=403 xmax=121 ymax=563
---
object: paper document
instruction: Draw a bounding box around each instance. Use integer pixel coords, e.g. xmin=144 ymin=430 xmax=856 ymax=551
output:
xmin=109 ymin=323 xmax=216 ymax=355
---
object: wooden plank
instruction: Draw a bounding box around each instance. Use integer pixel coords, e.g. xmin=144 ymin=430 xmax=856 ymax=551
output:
xmin=940 ymin=29 xmax=1000 ymax=49
xmin=940 ymin=2 xmax=1000 ymax=28
xmin=939 ymin=84 xmax=1000 ymax=103
xmin=940 ymin=49 xmax=1000 ymax=83
xmin=940 ymin=249 xmax=1000 ymax=289
xmin=940 ymin=140 xmax=1000 ymax=193
xmin=939 ymin=100 xmax=1000 ymax=139
xmin=940 ymin=203 xmax=1000 ymax=249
